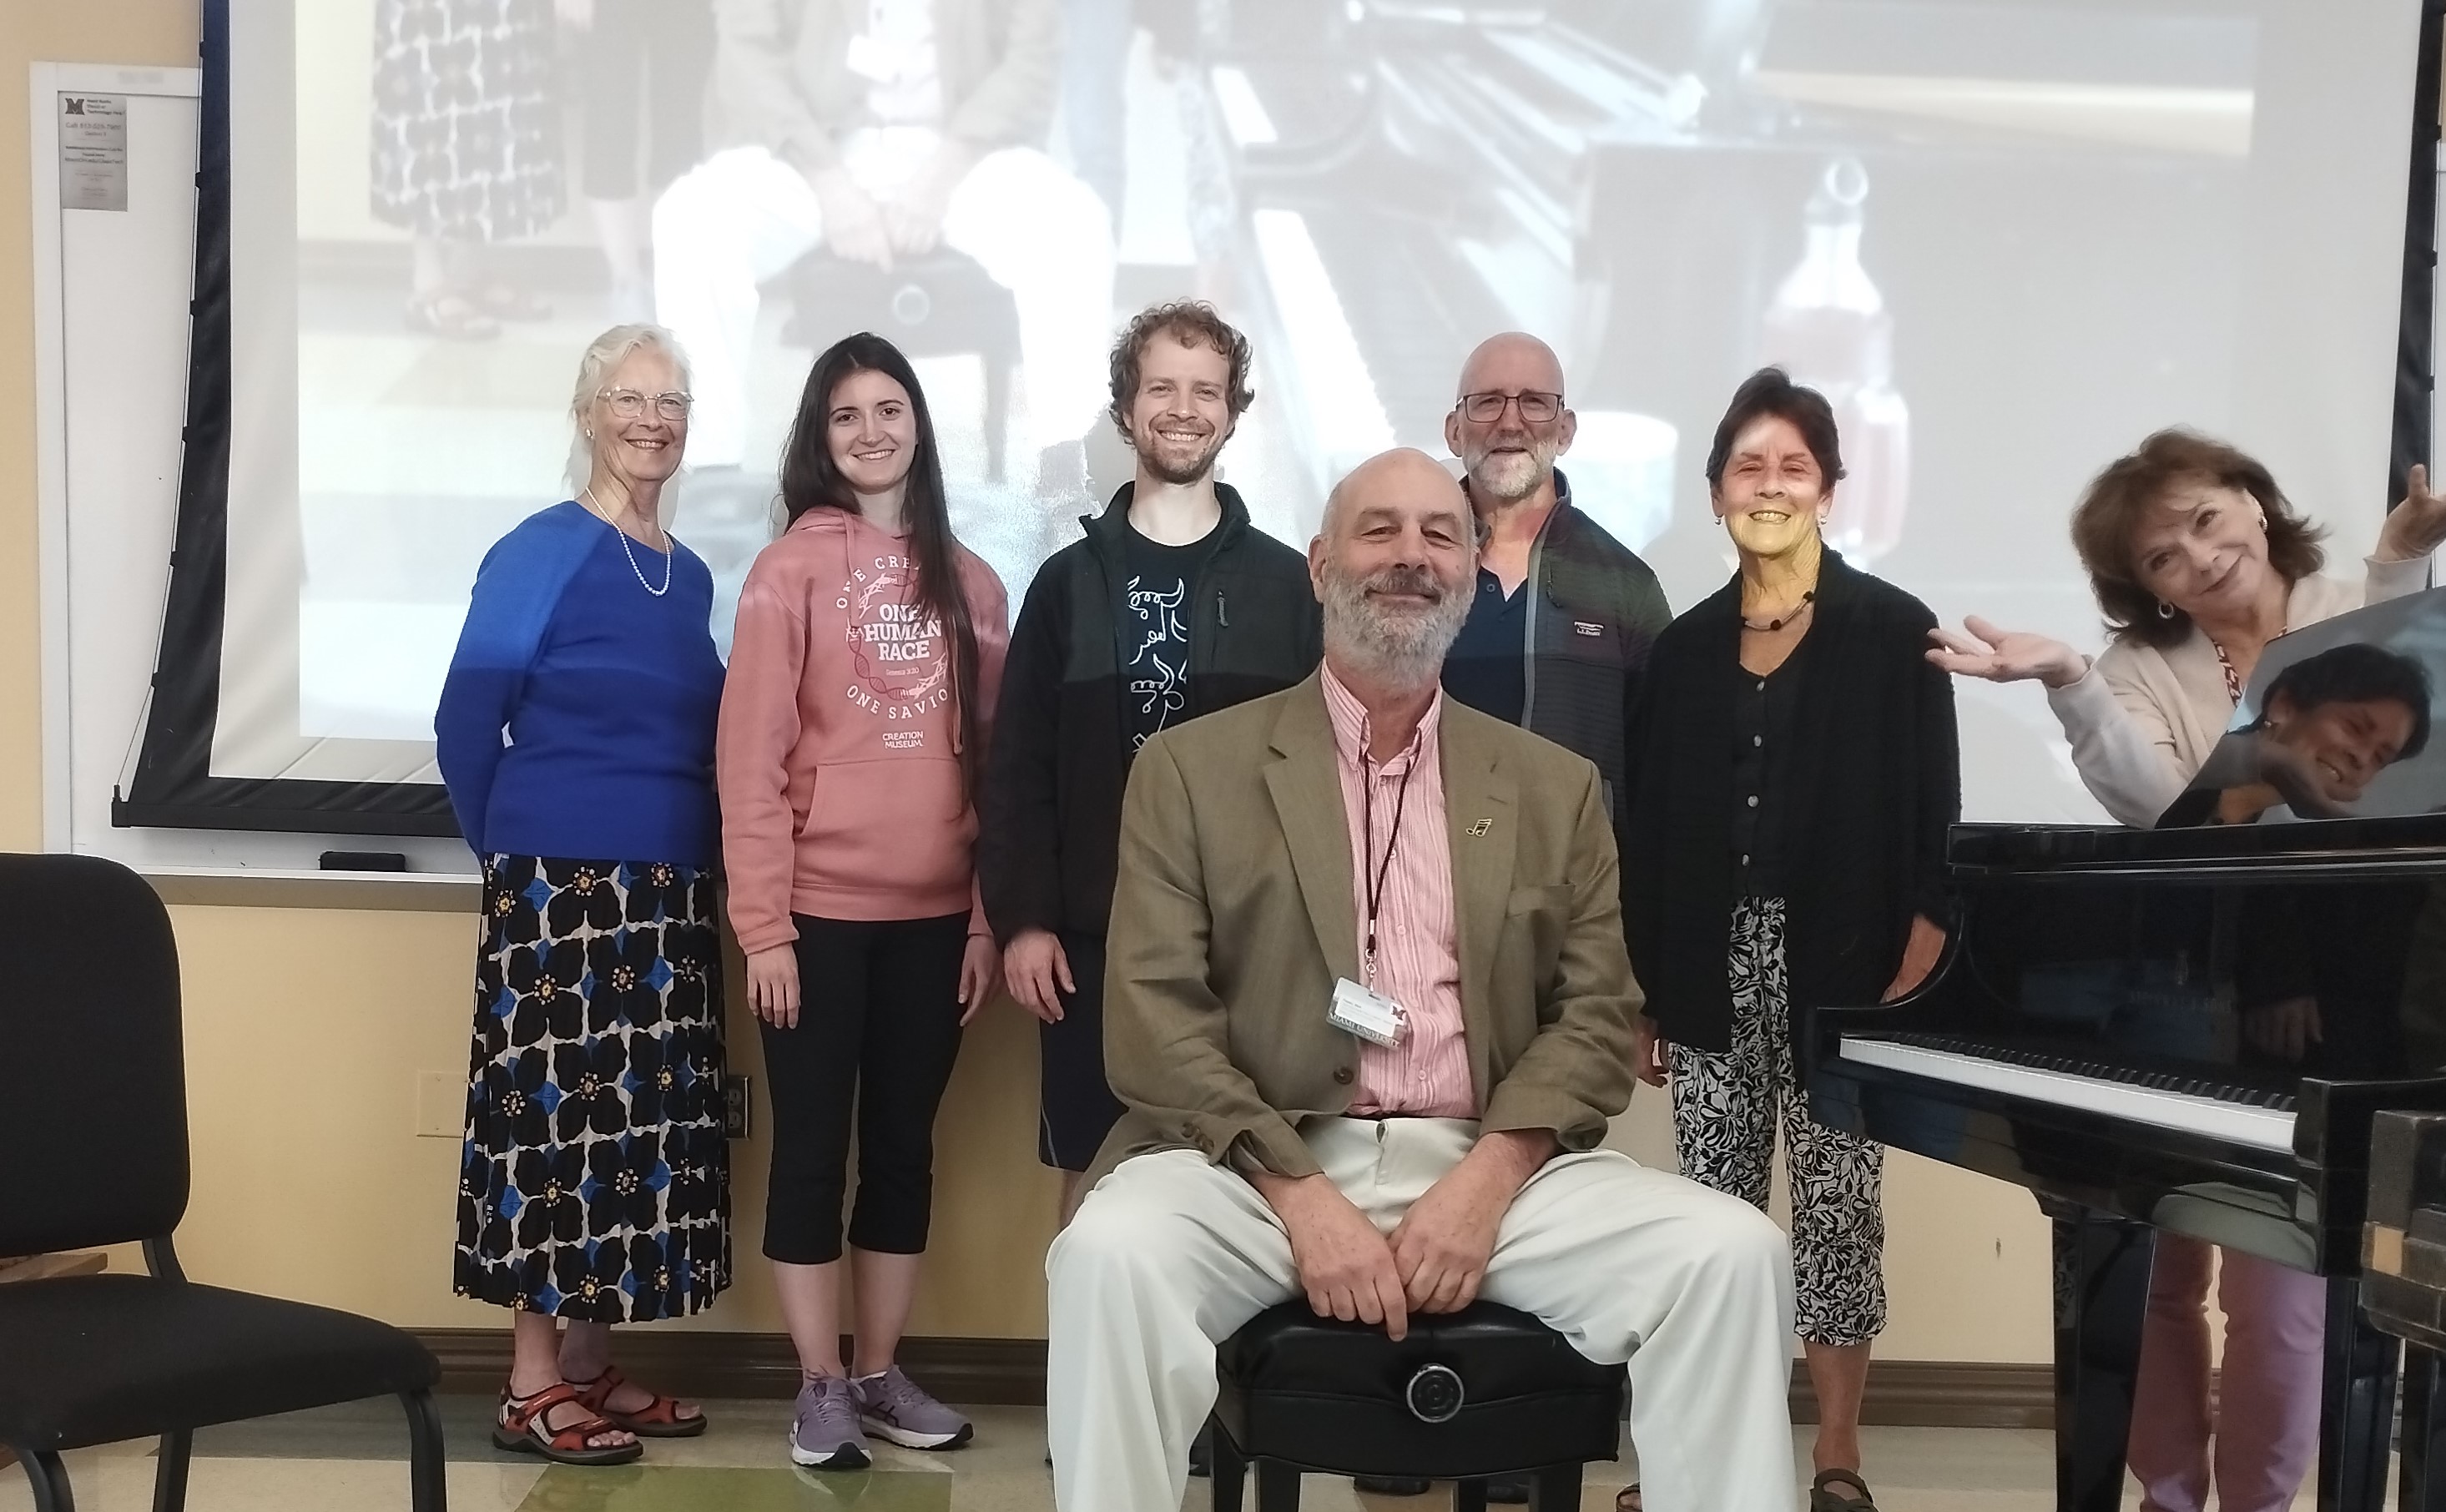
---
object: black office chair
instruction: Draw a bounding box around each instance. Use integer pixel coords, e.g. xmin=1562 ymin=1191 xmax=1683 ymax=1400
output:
xmin=780 ymin=249 xmax=1021 ymax=480
xmin=1210 ymin=1301 xmax=1628 ymax=1512
xmin=0 ymin=854 xmax=445 ymax=1512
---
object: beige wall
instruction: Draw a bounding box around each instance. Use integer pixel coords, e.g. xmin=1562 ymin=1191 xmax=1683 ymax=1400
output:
xmin=6 ymin=0 xmax=2053 ymax=1362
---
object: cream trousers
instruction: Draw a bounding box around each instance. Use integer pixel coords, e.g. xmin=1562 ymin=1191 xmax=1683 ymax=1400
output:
xmin=1046 ymin=1116 xmax=1800 ymax=1512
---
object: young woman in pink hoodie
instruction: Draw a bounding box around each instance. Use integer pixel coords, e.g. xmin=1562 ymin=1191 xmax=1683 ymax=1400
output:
xmin=717 ymin=334 xmax=1010 ymax=1469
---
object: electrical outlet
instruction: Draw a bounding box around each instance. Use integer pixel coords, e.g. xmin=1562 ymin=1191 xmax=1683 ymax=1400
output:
xmin=725 ymin=1076 xmax=751 ymax=1140
xmin=414 ymin=1071 xmax=461 ymax=1138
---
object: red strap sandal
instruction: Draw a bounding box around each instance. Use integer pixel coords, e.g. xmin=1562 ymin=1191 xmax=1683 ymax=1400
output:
xmin=492 ymin=1380 xmax=644 ymax=1464
xmin=569 ymin=1363 xmax=709 ymax=1438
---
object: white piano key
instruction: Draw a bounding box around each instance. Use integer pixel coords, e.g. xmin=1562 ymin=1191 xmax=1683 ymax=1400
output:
xmin=1838 ymin=1036 xmax=2298 ymax=1154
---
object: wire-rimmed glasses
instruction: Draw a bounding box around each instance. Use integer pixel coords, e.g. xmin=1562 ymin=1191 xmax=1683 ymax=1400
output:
xmin=1457 ymin=391 xmax=1563 ymax=425
xmin=599 ymin=388 xmax=693 ymax=421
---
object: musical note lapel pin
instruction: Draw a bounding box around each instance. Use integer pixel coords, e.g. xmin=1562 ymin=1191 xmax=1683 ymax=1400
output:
xmin=1466 ymin=819 xmax=1493 ymax=837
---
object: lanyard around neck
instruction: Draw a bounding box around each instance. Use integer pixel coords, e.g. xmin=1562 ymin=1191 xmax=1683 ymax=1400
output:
xmin=1361 ymin=748 xmax=1417 ymax=985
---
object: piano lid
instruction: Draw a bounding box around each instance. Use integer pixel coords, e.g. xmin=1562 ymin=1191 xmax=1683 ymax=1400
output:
xmin=1959 ymin=587 xmax=2446 ymax=877
xmin=1948 ymin=812 xmax=2446 ymax=877
xmin=2161 ymin=587 xmax=2446 ymax=830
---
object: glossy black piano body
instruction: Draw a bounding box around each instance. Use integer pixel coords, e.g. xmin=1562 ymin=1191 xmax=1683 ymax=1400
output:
xmin=2361 ymin=1109 xmax=2446 ymax=1510
xmin=1807 ymin=817 xmax=2446 ymax=1512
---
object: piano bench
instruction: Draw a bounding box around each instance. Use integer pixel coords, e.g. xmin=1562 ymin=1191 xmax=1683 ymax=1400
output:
xmin=1210 ymin=1301 xmax=1626 ymax=1511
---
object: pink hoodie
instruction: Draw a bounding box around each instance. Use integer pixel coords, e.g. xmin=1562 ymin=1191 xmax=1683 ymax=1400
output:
xmin=717 ymin=507 xmax=1010 ymax=956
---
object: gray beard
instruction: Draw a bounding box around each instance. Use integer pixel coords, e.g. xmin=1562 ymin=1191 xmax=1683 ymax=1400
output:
xmin=1319 ymin=562 xmax=1471 ymax=691
xmin=1466 ymin=439 xmax=1556 ymax=503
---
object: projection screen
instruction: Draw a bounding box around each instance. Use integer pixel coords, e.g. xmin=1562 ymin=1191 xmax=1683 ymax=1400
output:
xmin=115 ymin=0 xmax=2434 ymax=844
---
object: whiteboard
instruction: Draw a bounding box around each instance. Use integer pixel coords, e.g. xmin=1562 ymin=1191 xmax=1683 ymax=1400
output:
xmin=31 ymin=62 xmax=476 ymax=895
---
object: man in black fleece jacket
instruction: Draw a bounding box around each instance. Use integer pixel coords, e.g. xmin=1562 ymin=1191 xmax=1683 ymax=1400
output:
xmin=980 ymin=302 xmax=1322 ymax=1220
xmin=1440 ymin=332 xmax=1672 ymax=821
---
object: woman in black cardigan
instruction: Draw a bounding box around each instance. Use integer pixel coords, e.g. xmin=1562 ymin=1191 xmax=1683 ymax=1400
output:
xmin=1622 ymin=369 xmax=1958 ymax=1512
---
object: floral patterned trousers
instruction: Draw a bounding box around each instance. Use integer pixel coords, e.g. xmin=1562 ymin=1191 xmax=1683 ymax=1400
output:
xmin=1667 ymin=895 xmax=1887 ymax=1347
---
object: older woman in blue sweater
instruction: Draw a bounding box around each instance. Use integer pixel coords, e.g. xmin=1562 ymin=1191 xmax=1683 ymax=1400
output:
xmin=436 ymin=324 xmax=729 ymax=1466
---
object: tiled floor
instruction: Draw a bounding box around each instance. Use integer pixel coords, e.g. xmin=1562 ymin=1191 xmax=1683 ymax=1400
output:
xmin=0 ymin=1399 xmax=2370 ymax=1510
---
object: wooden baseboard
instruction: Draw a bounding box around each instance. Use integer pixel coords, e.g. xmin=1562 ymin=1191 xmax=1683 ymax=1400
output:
xmin=414 ymin=1328 xmax=2054 ymax=1429
xmin=1801 ymin=1359 xmax=2054 ymax=1429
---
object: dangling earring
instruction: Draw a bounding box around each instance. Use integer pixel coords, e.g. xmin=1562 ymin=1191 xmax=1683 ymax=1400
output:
xmin=2157 ymin=601 xmax=2177 ymax=620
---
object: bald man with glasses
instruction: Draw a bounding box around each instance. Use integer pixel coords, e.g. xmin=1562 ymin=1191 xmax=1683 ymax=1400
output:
xmin=1439 ymin=334 xmax=1671 ymax=839
xmin=1372 ymin=336 xmax=1672 ymax=1503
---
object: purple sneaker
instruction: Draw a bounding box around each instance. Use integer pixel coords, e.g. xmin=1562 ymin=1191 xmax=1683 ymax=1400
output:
xmin=789 ymin=1374 xmax=869 ymax=1469
xmin=854 ymin=1366 xmax=974 ymax=1449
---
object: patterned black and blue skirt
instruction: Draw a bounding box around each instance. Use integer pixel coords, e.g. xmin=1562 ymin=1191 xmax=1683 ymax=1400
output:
xmin=453 ymin=855 xmax=731 ymax=1322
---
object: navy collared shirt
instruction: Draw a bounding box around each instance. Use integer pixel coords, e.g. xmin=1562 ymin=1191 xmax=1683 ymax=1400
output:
xmin=1442 ymin=472 xmax=1579 ymax=726
xmin=1441 ymin=569 xmax=1529 ymax=725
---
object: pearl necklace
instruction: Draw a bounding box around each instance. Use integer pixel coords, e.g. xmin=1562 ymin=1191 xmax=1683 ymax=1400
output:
xmin=583 ymin=487 xmax=673 ymax=597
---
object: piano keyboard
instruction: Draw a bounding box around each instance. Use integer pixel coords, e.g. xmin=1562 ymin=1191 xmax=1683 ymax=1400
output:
xmin=1836 ymin=1034 xmax=2299 ymax=1154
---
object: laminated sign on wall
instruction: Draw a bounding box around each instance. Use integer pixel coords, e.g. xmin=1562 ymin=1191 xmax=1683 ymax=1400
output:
xmin=59 ymin=94 xmax=129 ymax=213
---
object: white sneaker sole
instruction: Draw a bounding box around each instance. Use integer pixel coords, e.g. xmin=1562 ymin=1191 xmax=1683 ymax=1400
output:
xmin=788 ymin=1426 xmax=870 ymax=1469
xmin=858 ymin=1414 xmax=974 ymax=1450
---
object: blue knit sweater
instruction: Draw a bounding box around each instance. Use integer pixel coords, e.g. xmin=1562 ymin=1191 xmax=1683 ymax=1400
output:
xmin=435 ymin=502 xmax=724 ymax=864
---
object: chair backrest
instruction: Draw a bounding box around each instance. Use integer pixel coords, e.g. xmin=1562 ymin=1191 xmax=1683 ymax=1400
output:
xmin=0 ymin=853 xmax=188 ymax=1253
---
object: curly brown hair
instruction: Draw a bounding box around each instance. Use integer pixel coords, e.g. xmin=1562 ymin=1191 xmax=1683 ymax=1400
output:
xmin=2071 ymin=428 xmax=2327 ymax=648
xmin=1107 ymin=301 xmax=1256 ymax=441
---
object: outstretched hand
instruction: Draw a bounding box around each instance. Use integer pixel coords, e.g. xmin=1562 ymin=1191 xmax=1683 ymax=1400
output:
xmin=1925 ymin=617 xmax=2089 ymax=689
xmin=2378 ymin=464 xmax=2446 ymax=563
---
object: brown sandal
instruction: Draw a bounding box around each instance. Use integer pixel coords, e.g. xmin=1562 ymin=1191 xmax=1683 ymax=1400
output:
xmin=492 ymin=1380 xmax=643 ymax=1464
xmin=570 ymin=1363 xmax=709 ymax=1438
xmin=1811 ymin=1469 xmax=1878 ymax=1511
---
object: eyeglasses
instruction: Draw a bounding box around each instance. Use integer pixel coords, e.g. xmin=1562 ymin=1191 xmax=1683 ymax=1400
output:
xmin=599 ymin=388 xmax=693 ymax=421
xmin=1458 ymin=391 xmax=1563 ymax=425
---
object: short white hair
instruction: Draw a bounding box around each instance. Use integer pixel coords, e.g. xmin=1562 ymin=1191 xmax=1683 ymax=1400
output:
xmin=565 ymin=324 xmax=693 ymax=493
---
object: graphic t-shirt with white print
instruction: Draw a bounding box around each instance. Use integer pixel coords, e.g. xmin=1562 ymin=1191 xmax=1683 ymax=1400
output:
xmin=1122 ymin=524 xmax=1218 ymax=751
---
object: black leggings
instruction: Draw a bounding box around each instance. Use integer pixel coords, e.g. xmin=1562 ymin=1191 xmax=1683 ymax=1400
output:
xmin=759 ymin=913 xmax=969 ymax=1265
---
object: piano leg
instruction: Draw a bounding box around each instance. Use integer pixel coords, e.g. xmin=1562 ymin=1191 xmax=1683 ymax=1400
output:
xmin=2403 ymin=1344 xmax=2446 ymax=1512
xmin=2319 ymin=1277 xmax=2401 ymax=1512
xmin=2048 ymin=1202 xmax=2153 ymax=1512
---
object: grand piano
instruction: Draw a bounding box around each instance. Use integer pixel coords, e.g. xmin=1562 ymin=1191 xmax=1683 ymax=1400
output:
xmin=1808 ymin=814 xmax=2446 ymax=1512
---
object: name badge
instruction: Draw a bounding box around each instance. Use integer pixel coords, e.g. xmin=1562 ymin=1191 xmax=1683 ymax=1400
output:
xmin=1329 ymin=977 xmax=1408 ymax=1048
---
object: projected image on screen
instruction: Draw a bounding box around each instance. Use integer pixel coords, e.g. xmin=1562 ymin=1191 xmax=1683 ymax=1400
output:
xmin=254 ymin=0 xmax=2414 ymax=824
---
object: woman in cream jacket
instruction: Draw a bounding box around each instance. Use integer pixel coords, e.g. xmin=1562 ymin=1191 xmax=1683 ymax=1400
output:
xmin=1930 ymin=429 xmax=2446 ymax=1512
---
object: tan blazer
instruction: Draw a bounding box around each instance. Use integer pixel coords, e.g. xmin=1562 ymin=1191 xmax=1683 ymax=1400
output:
xmin=714 ymin=0 xmax=1060 ymax=168
xmin=1088 ymin=674 xmax=1641 ymax=1187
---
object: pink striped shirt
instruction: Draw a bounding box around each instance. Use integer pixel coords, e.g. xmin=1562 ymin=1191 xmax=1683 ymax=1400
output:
xmin=1320 ymin=668 xmax=1475 ymax=1118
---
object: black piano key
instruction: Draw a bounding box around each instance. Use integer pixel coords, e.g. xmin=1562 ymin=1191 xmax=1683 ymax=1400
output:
xmin=1874 ymin=1031 xmax=2300 ymax=1116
